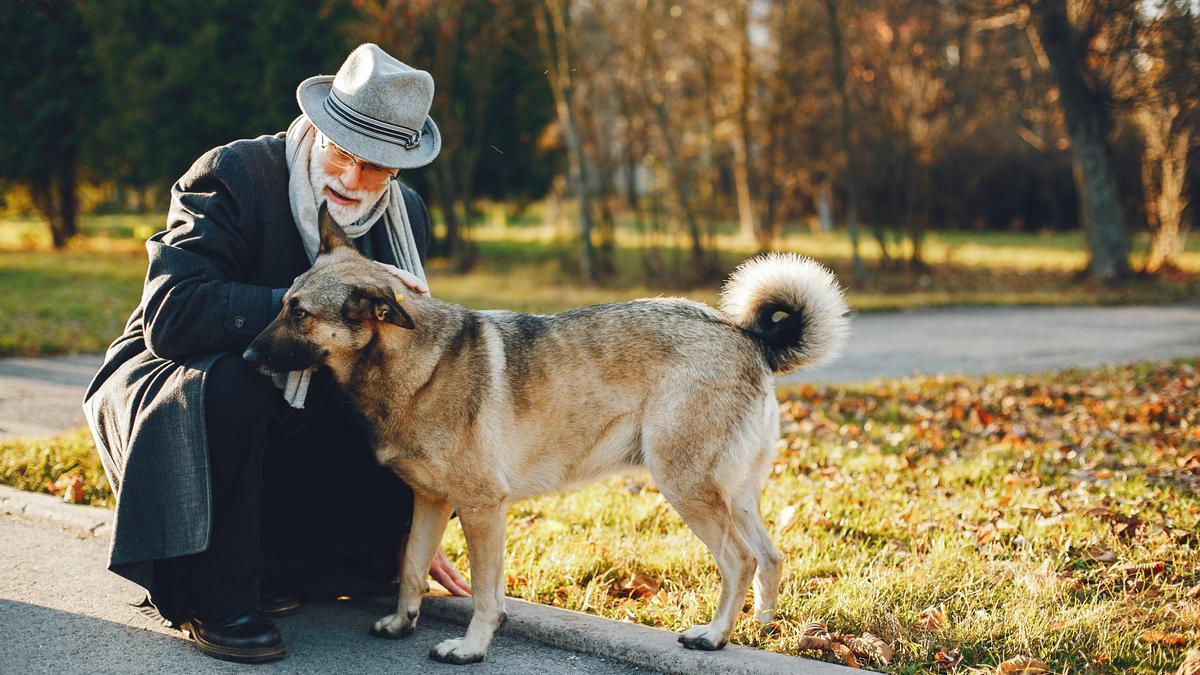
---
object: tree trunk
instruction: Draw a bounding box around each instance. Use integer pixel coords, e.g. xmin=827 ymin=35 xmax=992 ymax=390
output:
xmin=536 ymin=0 xmax=598 ymax=282
xmin=29 ymin=162 xmax=78 ymax=250
xmin=1033 ymin=0 xmax=1129 ymax=283
xmin=732 ymin=0 xmax=757 ymax=245
xmin=651 ymin=99 xmax=706 ymax=265
xmin=1137 ymin=106 xmax=1191 ymax=274
xmin=824 ymin=0 xmax=867 ymax=281
xmin=431 ymin=164 xmax=466 ymax=265
xmin=55 ymin=162 xmax=78 ymax=248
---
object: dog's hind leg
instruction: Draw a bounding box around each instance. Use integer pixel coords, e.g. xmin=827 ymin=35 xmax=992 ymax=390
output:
xmin=731 ymin=490 xmax=783 ymax=624
xmin=659 ymin=484 xmax=756 ymax=651
xmin=370 ymin=492 xmax=453 ymax=640
xmin=429 ymin=502 xmax=507 ymax=665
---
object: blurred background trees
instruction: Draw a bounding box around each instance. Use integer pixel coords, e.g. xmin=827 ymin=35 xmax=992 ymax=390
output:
xmin=1 ymin=0 xmax=1196 ymax=286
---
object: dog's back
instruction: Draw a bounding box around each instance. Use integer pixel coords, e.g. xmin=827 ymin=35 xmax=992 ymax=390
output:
xmin=475 ymin=298 xmax=773 ymax=497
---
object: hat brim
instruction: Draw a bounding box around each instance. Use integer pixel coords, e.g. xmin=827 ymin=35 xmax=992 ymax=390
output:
xmin=297 ymin=75 xmax=441 ymax=170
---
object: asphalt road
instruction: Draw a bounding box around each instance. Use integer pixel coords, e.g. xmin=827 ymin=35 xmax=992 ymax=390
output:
xmin=789 ymin=302 xmax=1200 ymax=385
xmin=3 ymin=304 xmax=1197 ymax=440
xmin=0 ymin=515 xmax=643 ymax=674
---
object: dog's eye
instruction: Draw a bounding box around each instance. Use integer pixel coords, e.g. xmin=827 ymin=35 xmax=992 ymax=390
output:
xmin=290 ymin=307 xmax=308 ymax=321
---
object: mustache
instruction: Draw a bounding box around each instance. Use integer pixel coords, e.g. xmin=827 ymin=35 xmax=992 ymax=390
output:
xmin=319 ymin=172 xmax=378 ymax=201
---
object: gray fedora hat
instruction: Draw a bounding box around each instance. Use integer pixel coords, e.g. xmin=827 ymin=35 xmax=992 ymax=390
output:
xmin=297 ymin=43 xmax=441 ymax=169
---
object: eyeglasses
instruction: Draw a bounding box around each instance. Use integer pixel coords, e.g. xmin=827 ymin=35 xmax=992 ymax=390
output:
xmin=319 ymin=135 xmax=399 ymax=185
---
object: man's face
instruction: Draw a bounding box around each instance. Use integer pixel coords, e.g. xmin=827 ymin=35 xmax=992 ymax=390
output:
xmin=309 ymin=134 xmax=397 ymax=226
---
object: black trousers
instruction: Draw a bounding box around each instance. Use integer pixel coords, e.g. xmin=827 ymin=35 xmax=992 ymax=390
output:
xmin=152 ymin=354 xmax=414 ymax=622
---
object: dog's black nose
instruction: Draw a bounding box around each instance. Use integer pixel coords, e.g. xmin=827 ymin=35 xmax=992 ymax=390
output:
xmin=242 ymin=345 xmax=262 ymax=365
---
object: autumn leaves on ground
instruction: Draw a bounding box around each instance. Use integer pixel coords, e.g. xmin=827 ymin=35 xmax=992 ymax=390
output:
xmin=5 ymin=362 xmax=1197 ymax=672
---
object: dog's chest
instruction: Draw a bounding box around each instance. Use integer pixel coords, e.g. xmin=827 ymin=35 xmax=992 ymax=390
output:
xmin=377 ymin=451 xmax=447 ymax=497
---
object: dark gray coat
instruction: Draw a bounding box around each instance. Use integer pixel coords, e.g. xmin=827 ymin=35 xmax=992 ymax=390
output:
xmin=82 ymin=133 xmax=430 ymax=588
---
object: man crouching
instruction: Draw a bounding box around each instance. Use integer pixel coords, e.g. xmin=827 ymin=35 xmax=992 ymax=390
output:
xmin=82 ymin=44 xmax=468 ymax=664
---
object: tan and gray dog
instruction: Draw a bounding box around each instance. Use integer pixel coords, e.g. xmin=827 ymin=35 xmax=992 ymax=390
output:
xmin=244 ymin=206 xmax=850 ymax=665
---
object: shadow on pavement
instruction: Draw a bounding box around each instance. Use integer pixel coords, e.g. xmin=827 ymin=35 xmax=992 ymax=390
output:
xmin=0 ymin=597 xmax=643 ymax=673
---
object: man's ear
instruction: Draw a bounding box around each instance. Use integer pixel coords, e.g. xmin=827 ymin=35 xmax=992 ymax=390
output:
xmin=342 ymin=286 xmax=415 ymax=329
xmin=318 ymin=202 xmax=352 ymax=254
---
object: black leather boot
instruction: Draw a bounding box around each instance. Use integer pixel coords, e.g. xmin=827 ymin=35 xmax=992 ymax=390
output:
xmin=258 ymin=590 xmax=302 ymax=617
xmin=180 ymin=609 xmax=286 ymax=663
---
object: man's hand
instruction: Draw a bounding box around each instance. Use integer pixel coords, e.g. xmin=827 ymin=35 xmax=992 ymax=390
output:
xmin=430 ymin=548 xmax=471 ymax=596
xmin=397 ymin=536 xmax=471 ymax=597
xmin=377 ymin=262 xmax=428 ymax=295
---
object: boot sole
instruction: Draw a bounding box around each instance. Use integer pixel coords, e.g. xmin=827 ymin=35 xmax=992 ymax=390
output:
xmin=260 ymin=600 xmax=302 ymax=618
xmin=182 ymin=623 xmax=287 ymax=663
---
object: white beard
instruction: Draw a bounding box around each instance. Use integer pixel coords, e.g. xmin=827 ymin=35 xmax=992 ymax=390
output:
xmin=308 ymin=146 xmax=388 ymax=227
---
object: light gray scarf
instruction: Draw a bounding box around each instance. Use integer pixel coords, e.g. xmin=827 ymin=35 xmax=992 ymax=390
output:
xmin=279 ymin=115 xmax=428 ymax=408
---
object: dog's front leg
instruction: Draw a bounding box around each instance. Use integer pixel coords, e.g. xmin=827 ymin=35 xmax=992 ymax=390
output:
xmin=428 ymin=502 xmax=507 ymax=664
xmin=370 ymin=492 xmax=453 ymax=639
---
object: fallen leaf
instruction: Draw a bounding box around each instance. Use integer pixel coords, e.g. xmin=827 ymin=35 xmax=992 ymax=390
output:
xmin=1115 ymin=561 xmax=1166 ymax=578
xmin=1141 ymin=630 xmax=1190 ymax=648
xmin=830 ymin=641 xmax=861 ymax=668
xmin=917 ymin=605 xmax=948 ymax=630
xmin=848 ymin=632 xmax=894 ymax=665
xmin=997 ymin=655 xmax=1051 ymax=673
xmin=801 ymin=619 xmax=828 ymax=637
xmin=610 ymin=573 xmax=660 ymax=599
xmin=933 ymin=647 xmax=962 ymax=670
xmin=796 ymin=635 xmax=832 ymax=651
xmin=758 ymin=620 xmax=783 ymax=637
xmin=52 ymin=474 xmax=84 ymax=504
xmin=1083 ymin=546 xmax=1117 ymax=563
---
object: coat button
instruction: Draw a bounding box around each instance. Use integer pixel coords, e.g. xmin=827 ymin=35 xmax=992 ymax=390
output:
xmin=233 ymin=316 xmax=246 ymax=329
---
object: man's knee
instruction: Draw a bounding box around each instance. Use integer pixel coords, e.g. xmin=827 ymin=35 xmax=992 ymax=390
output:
xmin=204 ymin=353 xmax=277 ymax=439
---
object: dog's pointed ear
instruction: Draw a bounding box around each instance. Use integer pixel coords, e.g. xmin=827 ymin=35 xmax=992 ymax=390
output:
xmin=318 ymin=203 xmax=352 ymax=255
xmin=342 ymin=286 xmax=415 ymax=329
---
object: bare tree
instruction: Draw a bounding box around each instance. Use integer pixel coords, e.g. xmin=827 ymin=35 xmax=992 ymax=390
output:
xmin=1030 ymin=0 xmax=1132 ymax=283
xmin=535 ymin=0 xmax=599 ymax=281
xmin=1128 ymin=1 xmax=1198 ymax=274
xmin=825 ymin=0 xmax=867 ymax=280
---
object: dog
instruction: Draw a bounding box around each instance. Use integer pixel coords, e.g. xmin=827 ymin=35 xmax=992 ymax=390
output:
xmin=243 ymin=205 xmax=849 ymax=664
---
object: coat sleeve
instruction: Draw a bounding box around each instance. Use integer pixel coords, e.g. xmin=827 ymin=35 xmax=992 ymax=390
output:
xmin=140 ymin=146 xmax=285 ymax=362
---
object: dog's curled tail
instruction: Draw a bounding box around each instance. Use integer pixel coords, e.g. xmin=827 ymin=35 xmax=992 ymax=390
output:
xmin=720 ymin=253 xmax=850 ymax=375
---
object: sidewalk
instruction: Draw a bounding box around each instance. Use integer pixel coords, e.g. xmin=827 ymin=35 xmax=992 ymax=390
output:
xmin=0 ymin=486 xmax=847 ymax=674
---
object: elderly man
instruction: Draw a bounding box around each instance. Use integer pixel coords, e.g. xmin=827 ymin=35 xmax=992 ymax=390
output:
xmin=83 ymin=44 xmax=468 ymax=664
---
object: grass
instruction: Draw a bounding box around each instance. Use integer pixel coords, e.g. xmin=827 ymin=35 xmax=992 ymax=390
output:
xmin=1 ymin=213 xmax=1197 ymax=356
xmin=4 ymin=362 xmax=1197 ymax=672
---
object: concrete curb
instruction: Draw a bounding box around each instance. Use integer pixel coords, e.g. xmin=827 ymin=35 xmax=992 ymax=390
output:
xmin=411 ymin=595 xmax=854 ymax=674
xmin=1 ymin=485 xmax=850 ymax=673
xmin=0 ymin=484 xmax=112 ymax=537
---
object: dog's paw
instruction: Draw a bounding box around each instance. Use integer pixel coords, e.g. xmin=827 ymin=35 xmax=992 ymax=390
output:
xmin=429 ymin=638 xmax=486 ymax=665
xmin=369 ymin=612 xmax=416 ymax=640
xmin=678 ymin=624 xmax=728 ymax=651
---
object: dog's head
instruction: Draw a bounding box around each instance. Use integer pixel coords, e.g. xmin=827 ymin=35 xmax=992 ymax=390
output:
xmin=243 ymin=204 xmax=416 ymax=375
